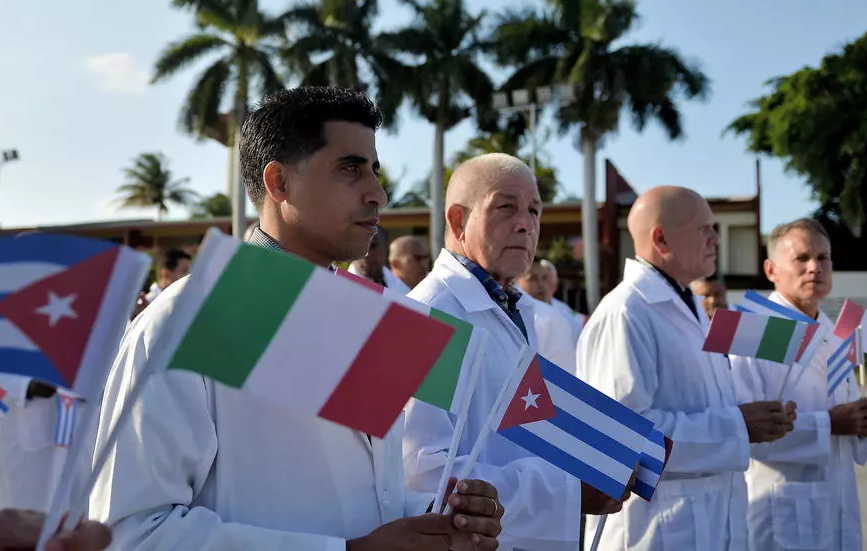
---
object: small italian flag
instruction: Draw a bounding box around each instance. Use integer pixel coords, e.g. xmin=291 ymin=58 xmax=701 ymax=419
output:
xmin=158 ymin=229 xmax=455 ymax=438
xmin=336 ymin=269 xmax=481 ymax=415
xmin=703 ymin=309 xmax=809 ymax=365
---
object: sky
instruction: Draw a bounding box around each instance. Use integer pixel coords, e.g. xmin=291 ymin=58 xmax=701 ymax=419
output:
xmin=0 ymin=0 xmax=864 ymax=232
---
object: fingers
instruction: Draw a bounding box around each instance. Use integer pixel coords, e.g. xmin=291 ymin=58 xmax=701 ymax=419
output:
xmin=452 ymin=513 xmax=502 ymax=538
xmin=449 ymin=532 xmax=500 ymax=551
xmin=448 ymin=494 xmax=500 ymax=517
xmin=45 ymin=521 xmax=112 ymax=551
xmin=456 ymin=479 xmax=498 ymax=500
xmin=405 ymin=513 xmax=454 ymax=536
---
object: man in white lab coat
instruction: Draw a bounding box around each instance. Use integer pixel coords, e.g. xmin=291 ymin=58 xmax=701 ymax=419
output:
xmin=576 ymin=186 xmax=796 ymax=551
xmin=730 ymin=218 xmax=867 ymax=550
xmin=540 ymin=259 xmax=585 ymax=342
xmin=517 ymin=261 xmax=577 ymax=370
xmin=89 ymin=88 xmax=503 ymax=550
xmin=405 ymin=153 xmax=625 ymax=551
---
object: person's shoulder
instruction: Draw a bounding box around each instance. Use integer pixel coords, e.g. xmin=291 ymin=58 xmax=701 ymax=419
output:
xmin=409 ymin=273 xmax=465 ymax=318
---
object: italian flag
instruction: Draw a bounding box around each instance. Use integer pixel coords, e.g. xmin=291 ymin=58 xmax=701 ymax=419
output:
xmin=336 ymin=269 xmax=480 ymax=415
xmin=158 ymin=229 xmax=455 ymax=438
xmin=703 ymin=308 xmax=809 ymax=365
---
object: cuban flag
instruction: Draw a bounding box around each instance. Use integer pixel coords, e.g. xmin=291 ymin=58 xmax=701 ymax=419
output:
xmin=0 ymin=385 xmax=8 ymax=413
xmin=827 ymin=334 xmax=858 ymax=396
xmin=0 ymin=234 xmax=150 ymax=398
xmin=496 ymin=355 xmax=655 ymax=500
xmin=737 ymin=289 xmax=823 ymax=366
xmin=54 ymin=391 xmax=79 ymax=446
xmin=634 ymin=428 xmax=674 ymax=501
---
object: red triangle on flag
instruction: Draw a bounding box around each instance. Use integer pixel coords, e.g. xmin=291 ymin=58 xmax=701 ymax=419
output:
xmin=498 ymin=356 xmax=557 ymax=430
xmin=0 ymin=247 xmax=119 ymax=388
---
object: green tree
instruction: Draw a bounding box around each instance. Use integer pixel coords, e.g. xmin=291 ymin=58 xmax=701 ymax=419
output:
xmin=379 ymin=0 xmax=496 ymax=253
xmin=490 ymin=0 xmax=708 ymax=306
xmin=116 ymin=153 xmax=198 ymax=220
xmin=191 ymin=192 xmax=232 ymax=218
xmin=280 ymin=0 xmax=409 ymax=127
xmin=153 ymin=0 xmax=285 ymax=142
xmin=728 ymin=32 xmax=867 ymax=238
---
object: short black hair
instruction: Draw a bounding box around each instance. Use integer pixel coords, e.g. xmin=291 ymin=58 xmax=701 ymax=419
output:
xmin=240 ymin=87 xmax=383 ymax=207
xmin=161 ymin=248 xmax=191 ymax=271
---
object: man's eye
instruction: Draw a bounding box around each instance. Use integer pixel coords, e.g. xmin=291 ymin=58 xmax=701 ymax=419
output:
xmin=529 ymin=208 xmax=540 ymax=216
xmin=343 ymin=165 xmax=360 ymax=176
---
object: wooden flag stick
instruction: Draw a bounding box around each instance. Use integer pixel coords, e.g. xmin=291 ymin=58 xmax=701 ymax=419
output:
xmin=432 ymin=331 xmax=488 ymax=513
xmin=588 ymin=514 xmax=608 ymax=551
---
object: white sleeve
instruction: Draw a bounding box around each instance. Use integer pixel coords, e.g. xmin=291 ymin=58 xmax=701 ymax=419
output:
xmin=403 ymin=400 xmax=581 ymax=544
xmin=576 ymin=307 xmax=750 ymax=475
xmin=89 ymin=328 xmax=346 ymax=551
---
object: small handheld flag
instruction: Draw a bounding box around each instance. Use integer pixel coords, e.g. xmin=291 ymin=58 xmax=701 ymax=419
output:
xmin=833 ymin=300 xmax=867 ymax=350
xmin=634 ymin=429 xmax=674 ymax=501
xmin=496 ymin=355 xmax=655 ymax=500
xmin=161 ymin=229 xmax=455 ymax=438
xmin=0 ymin=386 xmax=8 ymax=413
xmin=737 ymin=290 xmax=821 ymax=365
xmin=0 ymin=234 xmax=150 ymax=397
xmin=704 ymin=309 xmax=809 ymax=365
xmin=827 ymin=334 xmax=858 ymax=396
xmin=53 ymin=392 xmax=78 ymax=447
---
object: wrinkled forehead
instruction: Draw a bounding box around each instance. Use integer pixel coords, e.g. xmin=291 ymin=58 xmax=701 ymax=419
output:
xmin=778 ymin=228 xmax=831 ymax=255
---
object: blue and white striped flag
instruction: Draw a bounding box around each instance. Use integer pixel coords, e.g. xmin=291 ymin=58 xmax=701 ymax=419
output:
xmin=497 ymin=355 xmax=655 ymax=500
xmin=53 ymin=391 xmax=77 ymax=446
xmin=634 ymin=428 xmax=673 ymax=501
xmin=827 ymin=335 xmax=857 ymax=396
xmin=0 ymin=386 xmax=8 ymax=413
xmin=737 ymin=290 xmax=823 ymax=366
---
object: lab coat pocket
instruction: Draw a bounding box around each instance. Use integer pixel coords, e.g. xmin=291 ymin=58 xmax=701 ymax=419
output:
xmin=658 ymin=494 xmax=706 ymax=550
xmin=771 ymin=481 xmax=831 ymax=550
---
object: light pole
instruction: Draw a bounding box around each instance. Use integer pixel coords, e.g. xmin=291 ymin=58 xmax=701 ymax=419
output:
xmin=492 ymin=90 xmax=537 ymax=174
xmin=0 ymin=149 xmax=19 ymax=187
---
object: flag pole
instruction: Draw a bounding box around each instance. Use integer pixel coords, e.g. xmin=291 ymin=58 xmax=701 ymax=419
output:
xmin=588 ymin=514 xmax=608 ymax=551
xmin=777 ymin=364 xmax=794 ymax=402
xmin=857 ymin=326 xmax=864 ymax=398
xmin=442 ymin=346 xmax=534 ymax=515
xmin=432 ymin=331 xmax=488 ymax=513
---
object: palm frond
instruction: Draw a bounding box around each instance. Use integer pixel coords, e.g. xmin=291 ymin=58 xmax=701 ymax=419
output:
xmin=152 ymin=33 xmax=229 ymax=83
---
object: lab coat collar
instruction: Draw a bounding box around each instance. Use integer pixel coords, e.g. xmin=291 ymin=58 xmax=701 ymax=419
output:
xmin=432 ymin=249 xmax=535 ymax=315
xmin=623 ymin=258 xmax=703 ymax=326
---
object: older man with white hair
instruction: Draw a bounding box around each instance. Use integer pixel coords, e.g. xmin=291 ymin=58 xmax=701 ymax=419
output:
xmin=730 ymin=218 xmax=867 ymax=551
xmin=405 ymin=153 xmax=625 ymax=551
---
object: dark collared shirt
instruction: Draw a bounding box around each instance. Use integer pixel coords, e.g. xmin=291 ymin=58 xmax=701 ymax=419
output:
xmin=451 ymin=252 xmax=529 ymax=342
xmin=247 ymin=225 xmax=283 ymax=251
xmin=636 ymin=256 xmax=699 ymax=321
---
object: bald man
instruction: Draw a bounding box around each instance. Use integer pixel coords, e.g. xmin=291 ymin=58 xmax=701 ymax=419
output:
xmin=576 ymin=186 xmax=795 ymax=551
xmin=405 ymin=153 xmax=623 ymax=551
xmin=389 ymin=235 xmax=430 ymax=291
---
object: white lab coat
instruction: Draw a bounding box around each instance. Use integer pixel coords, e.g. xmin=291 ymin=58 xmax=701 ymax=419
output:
xmin=576 ymin=259 xmax=751 ymax=551
xmin=89 ymin=279 xmax=432 ymax=550
xmin=0 ymin=374 xmax=92 ymax=513
xmin=405 ymin=249 xmax=582 ymax=551
xmin=551 ymin=297 xmax=585 ymax=343
xmin=730 ymin=292 xmax=867 ymax=551
xmin=527 ymin=295 xmax=577 ymax=371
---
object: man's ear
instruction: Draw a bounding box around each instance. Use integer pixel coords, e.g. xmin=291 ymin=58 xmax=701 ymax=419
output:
xmin=763 ymin=258 xmax=776 ymax=283
xmin=446 ymin=204 xmax=468 ymax=242
xmin=263 ymin=160 xmax=289 ymax=203
xmin=650 ymin=226 xmax=669 ymax=255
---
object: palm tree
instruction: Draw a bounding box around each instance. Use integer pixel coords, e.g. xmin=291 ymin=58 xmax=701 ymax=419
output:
xmin=191 ymin=192 xmax=231 ymax=218
xmin=490 ymin=0 xmax=709 ymax=308
xmin=153 ymin=0 xmax=286 ymax=235
xmin=280 ymin=0 xmax=410 ymax=128
xmin=379 ymin=0 xmax=496 ymax=255
xmin=116 ymin=153 xmax=198 ymax=221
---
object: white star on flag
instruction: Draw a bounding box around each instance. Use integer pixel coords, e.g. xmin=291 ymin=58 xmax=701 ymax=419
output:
xmin=35 ymin=292 xmax=78 ymax=327
xmin=520 ymin=387 xmax=541 ymax=410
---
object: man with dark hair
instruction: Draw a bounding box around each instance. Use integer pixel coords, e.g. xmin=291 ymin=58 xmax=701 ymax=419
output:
xmin=144 ymin=248 xmax=192 ymax=303
xmin=90 ymin=87 xmax=503 ymax=550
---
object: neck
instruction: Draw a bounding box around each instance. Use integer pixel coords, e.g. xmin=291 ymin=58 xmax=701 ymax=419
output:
xmin=259 ymin=216 xmax=332 ymax=268
xmin=778 ymin=291 xmax=819 ymax=319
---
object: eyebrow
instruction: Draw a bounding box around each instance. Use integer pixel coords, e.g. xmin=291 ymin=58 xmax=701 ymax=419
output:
xmin=337 ymin=154 xmax=380 ymax=171
xmin=492 ymin=192 xmax=541 ymax=206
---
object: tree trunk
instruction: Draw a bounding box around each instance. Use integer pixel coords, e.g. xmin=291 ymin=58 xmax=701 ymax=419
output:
xmin=231 ymin=59 xmax=248 ymax=239
xmin=429 ymin=84 xmax=448 ymax=257
xmin=581 ymin=133 xmax=600 ymax=312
